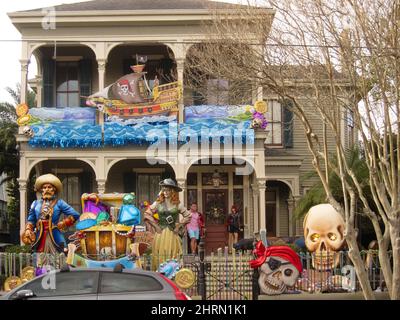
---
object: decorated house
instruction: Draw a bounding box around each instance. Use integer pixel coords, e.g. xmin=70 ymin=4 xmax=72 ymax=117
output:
xmin=8 ymin=0 xmax=356 ymax=254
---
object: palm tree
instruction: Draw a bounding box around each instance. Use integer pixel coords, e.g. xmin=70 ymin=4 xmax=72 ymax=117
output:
xmin=0 ymin=85 xmax=35 ymax=242
xmin=294 ymin=147 xmax=375 ymax=247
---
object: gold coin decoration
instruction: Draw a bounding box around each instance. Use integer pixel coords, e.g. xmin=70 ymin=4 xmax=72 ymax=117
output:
xmin=16 ymin=114 xmax=32 ymax=126
xmin=4 ymin=276 xmax=22 ymax=292
xmin=174 ymin=268 xmax=196 ymax=289
xmin=16 ymin=103 xmax=29 ymax=117
xmin=254 ymin=100 xmax=268 ymax=114
xmin=21 ymin=266 xmax=35 ymax=283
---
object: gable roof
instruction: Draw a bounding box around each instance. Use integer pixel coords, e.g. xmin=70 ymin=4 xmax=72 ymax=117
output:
xmin=20 ymin=0 xmax=247 ymax=13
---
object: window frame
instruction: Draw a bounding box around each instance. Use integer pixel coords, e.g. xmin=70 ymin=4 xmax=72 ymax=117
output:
xmin=55 ymin=61 xmax=80 ymax=108
xmin=265 ymin=100 xmax=284 ymax=147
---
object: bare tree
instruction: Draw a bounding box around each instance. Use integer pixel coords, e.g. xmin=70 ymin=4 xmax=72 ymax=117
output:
xmin=186 ymin=0 xmax=400 ymax=299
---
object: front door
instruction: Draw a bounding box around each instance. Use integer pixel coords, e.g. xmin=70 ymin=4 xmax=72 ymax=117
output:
xmin=203 ymin=190 xmax=228 ymax=254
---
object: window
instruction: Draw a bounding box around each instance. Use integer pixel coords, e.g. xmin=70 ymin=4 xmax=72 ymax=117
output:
xmin=20 ymin=271 xmax=98 ymax=298
xmin=100 ymin=272 xmax=163 ymax=293
xmin=56 ymin=62 xmax=80 ymax=107
xmin=265 ymin=100 xmax=283 ymax=146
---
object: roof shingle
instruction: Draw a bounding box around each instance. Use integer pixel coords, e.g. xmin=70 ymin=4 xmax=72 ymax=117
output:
xmin=22 ymin=0 xmax=245 ymax=12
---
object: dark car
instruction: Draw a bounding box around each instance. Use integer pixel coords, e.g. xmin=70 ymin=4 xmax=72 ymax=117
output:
xmin=1 ymin=265 xmax=189 ymax=300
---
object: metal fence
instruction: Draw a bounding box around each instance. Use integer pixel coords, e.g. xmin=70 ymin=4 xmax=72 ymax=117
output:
xmin=0 ymin=247 xmax=387 ymax=298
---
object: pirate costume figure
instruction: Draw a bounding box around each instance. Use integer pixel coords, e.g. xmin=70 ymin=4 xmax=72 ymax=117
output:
xmin=21 ymin=174 xmax=80 ymax=265
xmin=144 ymin=179 xmax=191 ymax=270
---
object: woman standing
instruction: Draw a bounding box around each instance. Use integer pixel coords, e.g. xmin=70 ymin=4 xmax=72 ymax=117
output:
xmin=227 ymin=205 xmax=242 ymax=253
xmin=144 ymin=179 xmax=191 ymax=269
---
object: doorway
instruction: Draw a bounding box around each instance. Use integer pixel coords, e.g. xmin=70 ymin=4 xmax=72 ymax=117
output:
xmin=202 ymin=190 xmax=228 ymax=254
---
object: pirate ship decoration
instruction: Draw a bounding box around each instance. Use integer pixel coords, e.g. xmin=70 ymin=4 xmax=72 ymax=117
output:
xmin=86 ymin=55 xmax=181 ymax=119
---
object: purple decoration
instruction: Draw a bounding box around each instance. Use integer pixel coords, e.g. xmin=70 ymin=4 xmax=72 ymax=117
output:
xmin=83 ymin=200 xmax=108 ymax=215
xmin=251 ymin=111 xmax=268 ymax=129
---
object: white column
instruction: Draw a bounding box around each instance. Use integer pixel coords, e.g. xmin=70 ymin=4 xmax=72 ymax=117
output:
xmin=35 ymin=76 xmax=43 ymax=108
xmin=97 ymin=59 xmax=107 ymax=91
xmin=176 ymin=178 xmax=188 ymax=254
xmin=287 ymin=197 xmax=295 ymax=237
xmin=97 ymin=179 xmax=106 ymax=194
xmin=258 ymin=179 xmax=267 ymax=231
xmin=20 ymin=59 xmax=30 ymax=104
xmin=251 ymin=183 xmax=259 ymax=234
xmin=176 ymin=58 xmax=185 ymax=123
xmin=176 ymin=178 xmax=187 ymax=207
xmin=18 ymin=179 xmax=28 ymax=244
xmin=243 ymin=175 xmax=250 ymax=238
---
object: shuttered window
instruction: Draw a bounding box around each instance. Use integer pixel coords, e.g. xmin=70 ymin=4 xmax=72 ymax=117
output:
xmin=265 ymin=100 xmax=294 ymax=148
xmin=42 ymin=58 xmax=92 ymax=108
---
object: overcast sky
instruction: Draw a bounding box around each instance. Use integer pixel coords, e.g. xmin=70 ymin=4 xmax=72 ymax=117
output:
xmin=0 ymin=0 xmax=245 ymax=104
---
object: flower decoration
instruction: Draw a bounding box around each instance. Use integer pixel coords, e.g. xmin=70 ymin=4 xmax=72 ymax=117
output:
xmin=251 ymin=111 xmax=268 ymax=129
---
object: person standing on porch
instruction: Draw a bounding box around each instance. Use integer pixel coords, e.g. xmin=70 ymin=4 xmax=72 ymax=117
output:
xmin=186 ymin=203 xmax=204 ymax=254
xmin=227 ymin=205 xmax=242 ymax=253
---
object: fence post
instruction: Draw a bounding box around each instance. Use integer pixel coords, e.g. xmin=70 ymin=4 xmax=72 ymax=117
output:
xmin=198 ymin=236 xmax=206 ymax=300
xmin=252 ymin=267 xmax=260 ymax=300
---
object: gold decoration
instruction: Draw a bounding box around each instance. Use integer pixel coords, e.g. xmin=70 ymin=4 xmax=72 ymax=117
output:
xmin=254 ymin=100 xmax=268 ymax=114
xmin=16 ymin=103 xmax=29 ymax=117
xmin=21 ymin=266 xmax=35 ymax=283
xmin=16 ymin=114 xmax=32 ymax=126
xmin=4 ymin=276 xmax=22 ymax=292
xmin=175 ymin=268 xmax=196 ymax=289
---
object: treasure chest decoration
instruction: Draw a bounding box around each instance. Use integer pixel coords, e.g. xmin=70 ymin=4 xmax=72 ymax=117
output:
xmin=68 ymin=193 xmax=152 ymax=265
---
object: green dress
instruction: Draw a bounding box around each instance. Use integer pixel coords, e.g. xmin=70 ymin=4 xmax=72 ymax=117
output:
xmin=151 ymin=202 xmax=183 ymax=269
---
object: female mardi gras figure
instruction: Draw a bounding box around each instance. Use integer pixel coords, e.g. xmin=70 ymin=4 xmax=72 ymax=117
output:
xmin=21 ymin=174 xmax=80 ymax=266
xmin=144 ymin=179 xmax=191 ymax=269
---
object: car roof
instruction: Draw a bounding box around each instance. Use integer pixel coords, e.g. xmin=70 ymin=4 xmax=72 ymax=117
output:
xmin=60 ymin=267 xmax=161 ymax=276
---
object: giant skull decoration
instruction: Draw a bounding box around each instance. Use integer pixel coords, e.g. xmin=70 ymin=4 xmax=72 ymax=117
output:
xmin=250 ymin=242 xmax=302 ymax=295
xmin=303 ymin=204 xmax=346 ymax=270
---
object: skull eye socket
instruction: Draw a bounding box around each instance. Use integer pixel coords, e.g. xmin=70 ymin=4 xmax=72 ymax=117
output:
xmin=328 ymin=233 xmax=337 ymax=241
xmin=310 ymin=233 xmax=320 ymax=242
xmin=267 ymin=258 xmax=280 ymax=270
xmin=284 ymin=269 xmax=293 ymax=277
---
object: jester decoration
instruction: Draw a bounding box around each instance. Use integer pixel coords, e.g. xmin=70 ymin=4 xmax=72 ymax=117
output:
xmin=21 ymin=174 xmax=80 ymax=261
xmin=144 ymin=179 xmax=191 ymax=270
xmin=250 ymin=241 xmax=303 ymax=295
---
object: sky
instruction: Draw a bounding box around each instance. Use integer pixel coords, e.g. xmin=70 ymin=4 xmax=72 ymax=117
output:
xmin=0 ymin=0 xmax=246 ymax=104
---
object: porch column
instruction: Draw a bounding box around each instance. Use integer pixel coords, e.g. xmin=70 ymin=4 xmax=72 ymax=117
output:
xmin=20 ymin=59 xmax=30 ymax=104
xmin=251 ymin=183 xmax=259 ymax=233
xmin=257 ymin=179 xmax=267 ymax=231
xmin=176 ymin=58 xmax=185 ymax=123
xmin=287 ymin=197 xmax=295 ymax=237
xmin=97 ymin=59 xmax=107 ymax=91
xmin=35 ymin=76 xmax=43 ymax=108
xmin=18 ymin=179 xmax=28 ymax=243
xmin=97 ymin=179 xmax=106 ymax=194
xmin=176 ymin=178 xmax=188 ymax=254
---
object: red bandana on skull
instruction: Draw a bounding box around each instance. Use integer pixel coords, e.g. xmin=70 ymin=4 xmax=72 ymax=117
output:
xmin=249 ymin=241 xmax=303 ymax=273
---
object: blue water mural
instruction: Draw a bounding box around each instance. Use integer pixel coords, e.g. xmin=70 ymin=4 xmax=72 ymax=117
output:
xmin=28 ymin=106 xmax=255 ymax=148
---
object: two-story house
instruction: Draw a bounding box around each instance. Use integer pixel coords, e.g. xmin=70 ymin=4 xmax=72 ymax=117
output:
xmin=8 ymin=0 xmax=356 ymax=253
